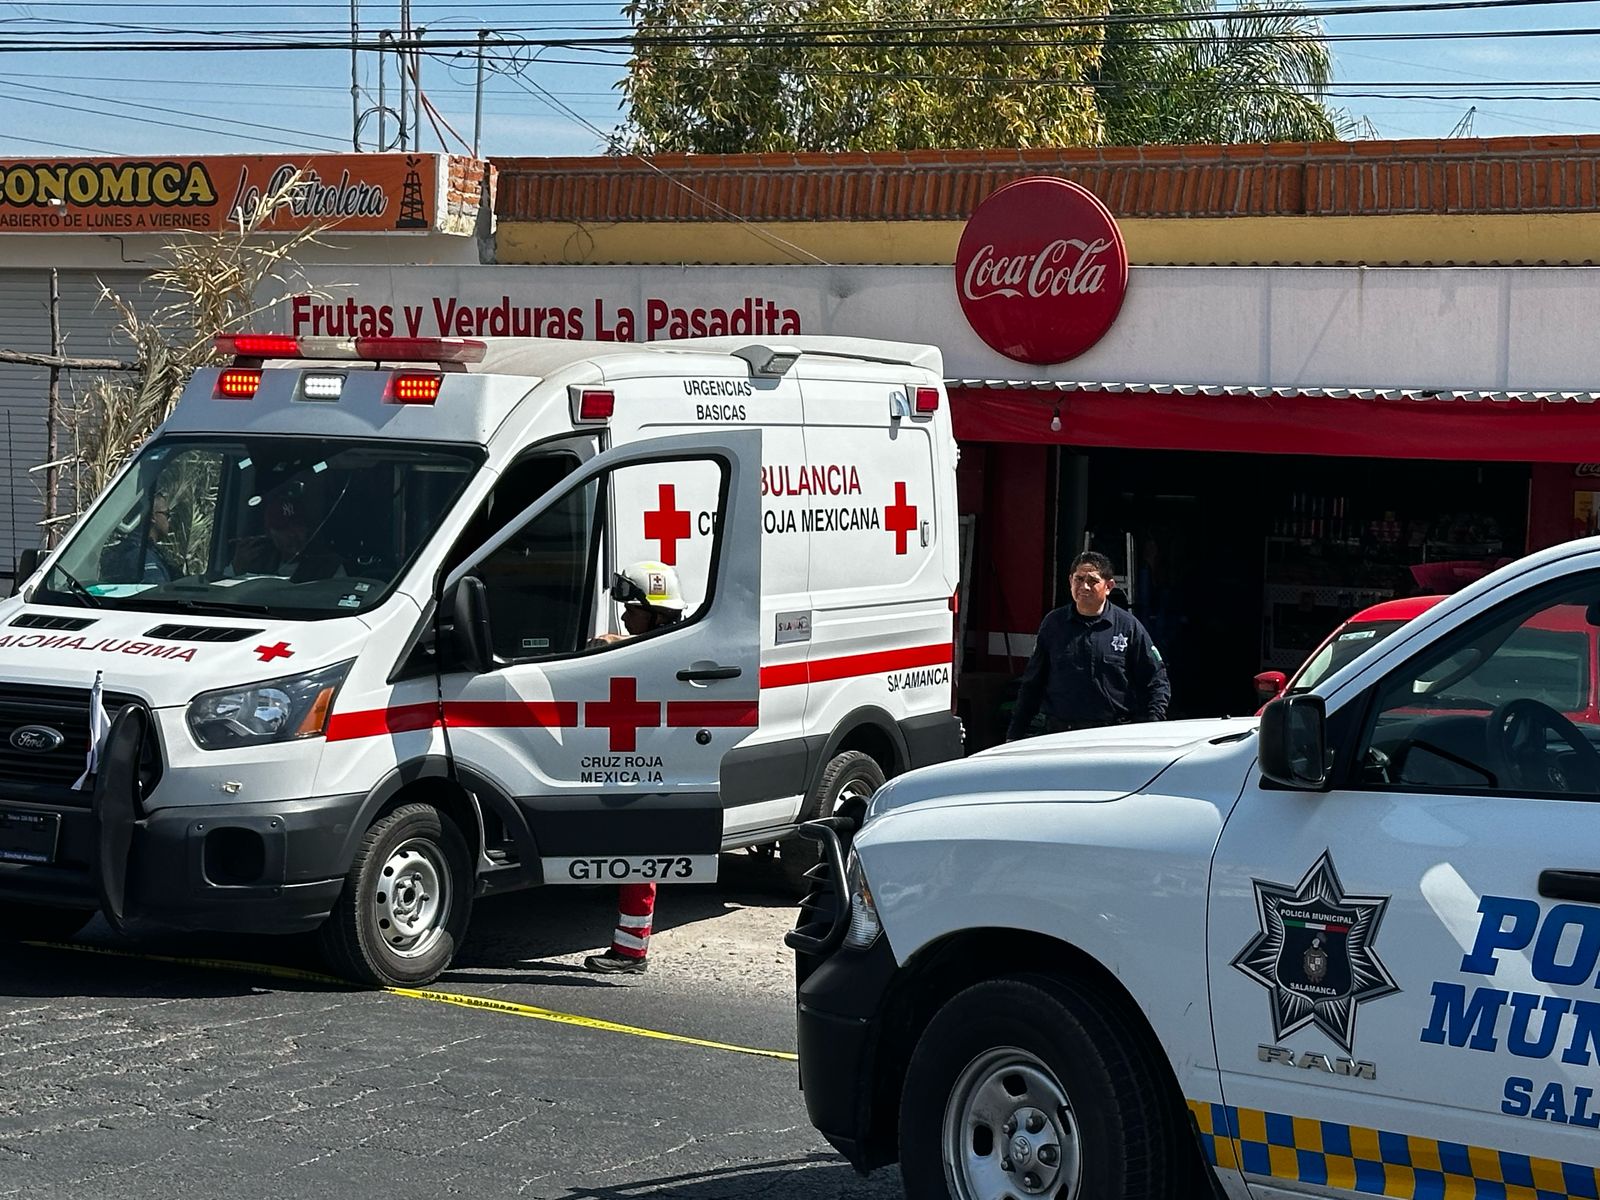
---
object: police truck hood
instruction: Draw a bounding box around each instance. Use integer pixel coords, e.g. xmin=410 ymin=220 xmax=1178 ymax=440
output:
xmin=866 ymin=718 xmax=1257 ymax=819
xmin=0 ymin=599 xmax=372 ymax=706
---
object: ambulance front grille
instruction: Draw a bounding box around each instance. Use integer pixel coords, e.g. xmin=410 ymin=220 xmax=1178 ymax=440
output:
xmin=0 ymin=684 xmax=147 ymax=802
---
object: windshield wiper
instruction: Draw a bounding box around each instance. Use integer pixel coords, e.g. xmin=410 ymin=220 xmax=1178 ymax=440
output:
xmin=47 ymin=566 xmax=102 ymax=608
xmin=152 ymin=598 xmax=276 ymax=617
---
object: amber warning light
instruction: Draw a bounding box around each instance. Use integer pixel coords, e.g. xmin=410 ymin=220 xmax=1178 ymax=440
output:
xmin=388 ymin=373 xmax=443 ymax=405
xmin=216 ymin=368 xmax=262 ymax=399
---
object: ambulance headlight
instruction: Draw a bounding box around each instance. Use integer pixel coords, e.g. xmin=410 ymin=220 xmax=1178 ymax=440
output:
xmin=842 ymin=847 xmax=882 ymax=949
xmin=186 ymin=660 xmax=354 ymax=750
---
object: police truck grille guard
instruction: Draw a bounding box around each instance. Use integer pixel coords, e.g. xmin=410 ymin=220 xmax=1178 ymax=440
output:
xmin=785 ymin=817 xmax=854 ymax=961
xmin=0 ymin=682 xmax=154 ymax=803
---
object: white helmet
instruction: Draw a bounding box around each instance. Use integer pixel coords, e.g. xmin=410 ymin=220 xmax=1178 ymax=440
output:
xmin=612 ymin=560 xmax=687 ymax=613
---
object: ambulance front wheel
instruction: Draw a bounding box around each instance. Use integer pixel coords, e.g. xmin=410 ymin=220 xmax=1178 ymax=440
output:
xmin=318 ymin=802 xmax=473 ymax=987
xmin=780 ymin=750 xmax=885 ymax=894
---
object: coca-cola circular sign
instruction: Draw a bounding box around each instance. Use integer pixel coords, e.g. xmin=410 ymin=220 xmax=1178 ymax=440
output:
xmin=955 ymin=176 xmax=1129 ymax=365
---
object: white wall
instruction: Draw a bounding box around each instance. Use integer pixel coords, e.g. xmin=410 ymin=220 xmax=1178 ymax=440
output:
xmin=274 ymin=263 xmax=1600 ymax=392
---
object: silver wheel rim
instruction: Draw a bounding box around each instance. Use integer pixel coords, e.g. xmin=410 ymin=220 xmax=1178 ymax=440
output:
xmin=941 ymin=1047 xmax=1083 ymax=1200
xmin=371 ymin=837 xmax=451 ymax=960
xmin=830 ymin=776 xmax=875 ymax=815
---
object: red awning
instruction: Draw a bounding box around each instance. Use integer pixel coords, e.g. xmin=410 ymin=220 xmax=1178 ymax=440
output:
xmin=948 ymin=381 xmax=1600 ymax=462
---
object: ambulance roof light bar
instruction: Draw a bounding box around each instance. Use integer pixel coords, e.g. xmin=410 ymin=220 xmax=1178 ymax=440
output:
xmin=733 ymin=344 xmax=801 ymax=378
xmin=214 ymin=333 xmax=488 ymax=365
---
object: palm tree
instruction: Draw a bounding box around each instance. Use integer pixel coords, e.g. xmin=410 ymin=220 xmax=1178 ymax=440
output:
xmin=1097 ymin=0 xmax=1347 ymax=144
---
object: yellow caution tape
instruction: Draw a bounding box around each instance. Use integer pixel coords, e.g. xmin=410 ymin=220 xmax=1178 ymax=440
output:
xmin=387 ymin=986 xmax=798 ymax=1061
xmin=24 ymin=939 xmax=798 ymax=1062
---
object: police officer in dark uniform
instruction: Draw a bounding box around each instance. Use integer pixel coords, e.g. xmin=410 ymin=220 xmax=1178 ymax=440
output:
xmin=1006 ymin=550 xmax=1171 ymax=740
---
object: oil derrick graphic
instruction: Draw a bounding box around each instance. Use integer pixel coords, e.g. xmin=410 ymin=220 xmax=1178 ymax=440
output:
xmin=395 ymin=156 xmax=428 ymax=229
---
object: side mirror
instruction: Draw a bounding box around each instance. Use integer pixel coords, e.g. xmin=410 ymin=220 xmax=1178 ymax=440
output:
xmin=447 ymin=576 xmax=492 ymax=675
xmin=1253 ymin=670 xmax=1288 ymax=704
xmin=1258 ymin=693 xmax=1328 ymax=789
xmin=9 ymin=548 xmax=39 ymax=598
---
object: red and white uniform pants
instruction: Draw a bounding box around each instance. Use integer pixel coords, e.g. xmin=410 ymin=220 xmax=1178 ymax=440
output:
xmin=611 ymin=883 xmax=656 ymax=959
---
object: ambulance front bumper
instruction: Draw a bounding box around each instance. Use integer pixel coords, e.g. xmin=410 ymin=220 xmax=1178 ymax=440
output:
xmin=0 ymin=791 xmax=361 ymax=934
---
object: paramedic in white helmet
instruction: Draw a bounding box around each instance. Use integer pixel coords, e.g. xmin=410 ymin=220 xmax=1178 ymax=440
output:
xmin=584 ymin=561 xmax=687 ymax=976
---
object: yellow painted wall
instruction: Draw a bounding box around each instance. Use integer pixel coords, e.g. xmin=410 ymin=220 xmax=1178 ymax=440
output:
xmin=497 ymin=212 xmax=1600 ymax=268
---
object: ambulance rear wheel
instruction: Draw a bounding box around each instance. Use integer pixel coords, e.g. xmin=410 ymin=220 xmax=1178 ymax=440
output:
xmin=318 ymin=803 xmax=473 ymax=987
xmin=0 ymin=902 xmax=94 ymax=942
xmin=899 ymin=977 xmax=1189 ymax=1200
xmin=779 ymin=750 xmax=885 ymax=894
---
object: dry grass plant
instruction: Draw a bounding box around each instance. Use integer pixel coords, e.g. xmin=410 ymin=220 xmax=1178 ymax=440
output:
xmin=47 ymin=174 xmax=326 ymax=559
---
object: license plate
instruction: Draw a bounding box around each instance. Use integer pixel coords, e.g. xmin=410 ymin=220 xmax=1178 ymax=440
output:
xmin=0 ymin=808 xmax=60 ymax=865
xmin=543 ymin=854 xmax=718 ymax=885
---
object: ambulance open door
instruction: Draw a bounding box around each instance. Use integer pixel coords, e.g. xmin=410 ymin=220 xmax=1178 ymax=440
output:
xmin=437 ymin=431 xmax=762 ymax=885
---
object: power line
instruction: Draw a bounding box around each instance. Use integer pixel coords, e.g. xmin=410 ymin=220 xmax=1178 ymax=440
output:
xmin=0 ymin=84 xmax=348 ymax=150
xmin=0 ymin=132 xmax=120 ymax=154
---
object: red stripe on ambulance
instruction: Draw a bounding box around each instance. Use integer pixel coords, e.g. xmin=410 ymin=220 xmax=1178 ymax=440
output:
xmin=327 ymin=645 xmax=952 ymax=741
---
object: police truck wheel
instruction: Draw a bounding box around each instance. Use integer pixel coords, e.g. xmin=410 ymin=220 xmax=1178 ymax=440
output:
xmin=318 ymin=803 xmax=472 ymax=987
xmin=899 ymin=977 xmax=1189 ymax=1200
xmin=0 ymin=902 xmax=94 ymax=942
xmin=779 ymin=750 xmax=885 ymax=894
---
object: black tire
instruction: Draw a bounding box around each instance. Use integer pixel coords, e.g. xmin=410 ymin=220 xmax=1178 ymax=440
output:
xmin=317 ymin=803 xmax=473 ymax=987
xmin=0 ymin=902 xmax=94 ymax=943
xmin=899 ymin=976 xmax=1191 ymax=1200
xmin=779 ymin=750 xmax=885 ymax=894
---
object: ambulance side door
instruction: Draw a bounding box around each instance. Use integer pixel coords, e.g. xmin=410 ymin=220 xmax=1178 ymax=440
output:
xmin=1207 ymin=567 xmax=1600 ymax=1198
xmin=439 ymin=431 xmax=761 ymax=885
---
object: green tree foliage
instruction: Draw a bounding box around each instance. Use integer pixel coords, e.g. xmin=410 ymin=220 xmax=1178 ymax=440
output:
xmin=621 ymin=0 xmax=1105 ymax=153
xmin=1097 ymin=0 xmax=1342 ymax=144
xmin=620 ymin=0 xmax=1346 ymax=152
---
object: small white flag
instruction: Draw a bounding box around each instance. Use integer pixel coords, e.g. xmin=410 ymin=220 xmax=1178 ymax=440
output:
xmin=72 ymin=670 xmax=111 ymax=792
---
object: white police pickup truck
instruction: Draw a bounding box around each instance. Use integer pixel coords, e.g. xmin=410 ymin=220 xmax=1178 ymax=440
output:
xmin=790 ymin=537 xmax=1600 ymax=1200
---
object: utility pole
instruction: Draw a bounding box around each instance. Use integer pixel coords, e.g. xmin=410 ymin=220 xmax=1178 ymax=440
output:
xmin=377 ymin=30 xmax=388 ymax=150
xmin=473 ymin=29 xmax=488 ymax=157
xmin=44 ymin=269 xmax=60 ymax=539
xmin=397 ymin=0 xmax=410 ymax=150
xmin=413 ymin=26 xmax=425 ymax=151
xmin=350 ymin=0 xmax=361 ymax=150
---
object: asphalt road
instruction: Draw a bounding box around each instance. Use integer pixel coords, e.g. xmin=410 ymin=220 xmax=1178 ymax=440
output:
xmin=0 ymin=854 xmax=906 ymax=1199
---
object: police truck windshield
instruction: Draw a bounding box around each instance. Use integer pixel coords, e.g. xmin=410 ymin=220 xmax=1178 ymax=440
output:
xmin=35 ymin=435 xmax=481 ymax=619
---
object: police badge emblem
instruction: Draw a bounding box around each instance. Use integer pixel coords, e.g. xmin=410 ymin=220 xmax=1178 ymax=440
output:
xmin=1111 ymin=633 xmax=1129 ymax=652
xmin=1303 ymin=936 xmax=1329 ymax=984
xmin=1231 ymin=850 xmax=1398 ymax=1053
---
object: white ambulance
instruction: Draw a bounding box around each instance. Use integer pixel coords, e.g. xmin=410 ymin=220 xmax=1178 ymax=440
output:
xmin=0 ymin=332 xmax=961 ymax=985
xmin=791 ymin=537 xmax=1600 ymax=1199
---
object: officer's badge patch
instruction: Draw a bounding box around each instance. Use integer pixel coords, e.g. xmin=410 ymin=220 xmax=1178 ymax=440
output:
xmin=1111 ymin=633 xmax=1129 ymax=652
xmin=1231 ymin=850 xmax=1398 ymax=1053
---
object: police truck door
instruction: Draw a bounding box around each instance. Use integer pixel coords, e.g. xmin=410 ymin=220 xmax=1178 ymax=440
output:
xmin=440 ymin=431 xmax=762 ymax=886
xmin=1207 ymin=566 xmax=1600 ymax=1197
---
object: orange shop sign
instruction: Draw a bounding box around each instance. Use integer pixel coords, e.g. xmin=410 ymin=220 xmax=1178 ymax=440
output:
xmin=0 ymin=153 xmax=440 ymax=235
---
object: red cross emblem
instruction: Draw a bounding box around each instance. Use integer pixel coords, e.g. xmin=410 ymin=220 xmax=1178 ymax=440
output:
xmin=884 ymin=482 xmax=918 ymax=556
xmin=254 ymin=642 xmax=294 ymax=663
xmin=643 ymin=483 xmax=692 ymax=566
xmin=585 ymin=677 xmax=661 ymax=752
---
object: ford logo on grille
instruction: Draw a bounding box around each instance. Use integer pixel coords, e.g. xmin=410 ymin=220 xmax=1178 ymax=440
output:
xmin=10 ymin=725 xmax=65 ymax=753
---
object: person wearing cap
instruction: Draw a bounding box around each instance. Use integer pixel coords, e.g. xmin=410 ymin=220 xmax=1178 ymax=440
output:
xmin=585 ymin=560 xmax=687 ymax=977
xmin=232 ymin=486 xmax=344 ymax=581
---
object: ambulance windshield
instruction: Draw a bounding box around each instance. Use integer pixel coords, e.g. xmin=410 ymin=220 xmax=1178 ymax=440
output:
xmin=35 ymin=434 xmax=481 ymax=619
